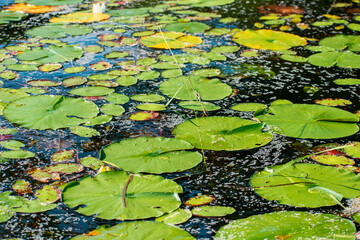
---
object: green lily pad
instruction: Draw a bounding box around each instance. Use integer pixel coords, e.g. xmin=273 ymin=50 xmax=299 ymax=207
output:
xmin=130 ymin=94 xmax=165 ymax=103
xmin=215 ymin=211 xmax=356 ymax=239
xmin=178 ymin=0 xmax=234 ymax=7
xmin=315 ymin=98 xmax=352 ymax=106
xmin=231 ymin=103 xmax=267 ymax=112
xmin=106 ymin=93 xmax=129 ymax=105
xmin=159 ymin=54 xmax=188 ymax=64
xmin=0 ymin=150 xmax=35 ymax=159
xmin=308 ymin=51 xmax=360 ymax=68
xmin=151 ymin=62 xmax=184 ymax=69
xmin=160 ymin=76 xmax=232 ymax=101
xmin=89 ymin=74 xmax=116 ymax=81
xmin=185 ymin=195 xmax=214 ymax=206
xmin=233 ymin=29 xmax=307 ymax=51
xmin=38 ymin=63 xmax=62 ymax=72
xmin=192 ymin=206 xmax=235 ymax=217
xmin=35 ymin=185 xmax=61 ymax=204
xmin=319 ymin=35 xmax=360 ymax=51
xmin=334 ymin=78 xmax=360 ymax=85
xmin=28 ymin=80 xmax=61 ymax=87
xmin=312 ymin=21 xmax=333 ymax=26
xmin=69 ymin=87 xmax=114 ymax=97
xmin=205 ymin=28 xmax=231 ymax=36
xmin=280 ymin=54 xmax=308 ymax=62
xmin=13 ymin=198 xmax=57 ymax=213
xmin=185 ymin=55 xmax=210 ymax=65
xmin=62 ymin=171 xmax=183 ymax=220
xmin=104 ymin=51 xmax=129 ymax=59
xmin=83 ymin=45 xmax=104 ymax=54
xmin=140 ymin=32 xmax=202 ymax=49
xmin=348 ymin=23 xmax=360 ymax=31
xmin=100 ymin=137 xmax=202 ymax=174
xmin=26 ymin=24 xmax=92 ymax=39
xmin=70 ymin=221 xmax=194 ymax=240
xmin=100 ymin=103 xmax=125 ymax=116
xmin=136 ymin=103 xmax=166 ymax=111
xmin=165 ymin=22 xmax=210 ymax=33
xmin=0 ymin=88 xmax=29 ymax=103
xmin=311 ymin=154 xmax=355 ymax=165
xmin=83 ymin=115 xmax=112 ymax=126
xmin=107 ymin=69 xmax=139 ymax=76
xmin=51 ymin=149 xmax=75 ymax=162
xmin=80 ymin=157 xmax=104 ymax=170
xmin=116 ymin=76 xmax=137 ymax=86
xmin=0 ymin=70 xmax=19 ymax=80
xmin=136 ymin=71 xmax=160 ymax=80
xmin=17 ymin=45 xmax=83 ymax=64
xmin=43 ymin=163 xmax=83 ymax=175
xmin=12 ymin=180 xmax=31 ymax=194
xmin=3 ymin=95 xmax=99 ymax=130
xmin=27 ymin=169 xmax=60 ymax=182
xmin=70 ymin=126 xmax=100 ymax=137
xmin=63 ymin=66 xmax=86 ymax=73
xmin=136 ymin=58 xmax=157 ymax=66
xmin=0 ymin=11 xmax=27 ymax=25
xmin=0 ymin=140 xmax=25 ymax=150
xmin=344 ymin=142 xmax=360 ymax=158
xmin=7 ymin=64 xmax=37 ymax=71
xmin=256 ymin=104 xmax=359 ymax=139
xmin=251 ymin=163 xmax=360 ymax=207
xmin=62 ymin=76 xmax=87 ymax=87
xmin=156 ymin=209 xmax=192 ymax=225
xmin=179 ymin=101 xmax=220 ymax=111
xmin=173 ymin=116 xmax=273 ymax=151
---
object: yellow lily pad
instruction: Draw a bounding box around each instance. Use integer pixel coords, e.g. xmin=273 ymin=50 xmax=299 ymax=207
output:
xmin=50 ymin=12 xmax=110 ymax=23
xmin=140 ymin=32 xmax=202 ymax=49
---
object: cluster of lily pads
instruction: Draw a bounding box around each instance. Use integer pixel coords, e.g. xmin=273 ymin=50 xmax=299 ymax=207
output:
xmin=0 ymin=0 xmax=360 ymax=239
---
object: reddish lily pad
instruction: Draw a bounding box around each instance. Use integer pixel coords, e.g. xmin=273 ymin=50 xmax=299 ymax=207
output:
xmin=310 ymin=154 xmax=355 ymax=165
xmin=12 ymin=180 xmax=32 ymax=194
xmin=27 ymin=169 xmax=60 ymax=182
xmin=35 ymin=185 xmax=61 ymax=204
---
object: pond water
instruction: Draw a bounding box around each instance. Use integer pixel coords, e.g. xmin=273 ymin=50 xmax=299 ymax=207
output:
xmin=0 ymin=0 xmax=360 ymax=239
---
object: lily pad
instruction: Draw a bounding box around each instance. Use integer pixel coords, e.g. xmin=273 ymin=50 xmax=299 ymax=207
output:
xmin=83 ymin=115 xmax=112 ymax=126
xmin=315 ymin=98 xmax=352 ymax=106
xmin=155 ymin=209 xmax=192 ymax=225
xmin=231 ymin=103 xmax=267 ymax=112
xmin=62 ymin=76 xmax=87 ymax=87
xmin=136 ymin=71 xmax=160 ymax=80
xmin=192 ymin=206 xmax=235 ymax=217
xmin=63 ymin=66 xmax=86 ymax=73
xmin=0 ymin=140 xmax=25 ymax=150
xmin=80 ymin=157 xmax=104 ymax=170
xmin=26 ymin=24 xmax=92 ymax=39
xmin=165 ymin=22 xmax=210 ymax=33
xmin=106 ymin=93 xmax=129 ymax=105
xmin=43 ymin=163 xmax=83 ymax=175
xmin=69 ymin=87 xmax=114 ymax=97
xmin=90 ymin=61 xmax=112 ymax=71
xmin=344 ymin=142 xmax=360 ymax=158
xmin=136 ymin=104 xmax=166 ymax=111
xmin=311 ymin=154 xmax=355 ymax=165
xmin=140 ymin=32 xmax=202 ymax=49
xmin=0 ymin=70 xmax=19 ymax=80
xmin=130 ymin=94 xmax=165 ymax=103
xmin=160 ymin=76 xmax=232 ymax=101
xmin=3 ymin=95 xmax=99 ymax=130
xmin=233 ymin=29 xmax=307 ymax=50
xmin=185 ymin=195 xmax=214 ymax=206
xmin=51 ymin=149 xmax=75 ymax=162
xmin=318 ymin=35 xmax=360 ymax=51
xmin=12 ymin=179 xmax=31 ymax=194
xmin=100 ymin=103 xmax=125 ymax=116
xmin=71 ymin=221 xmax=194 ymax=240
xmin=83 ymin=45 xmax=104 ymax=54
xmin=100 ymin=137 xmax=202 ymax=174
xmin=251 ymin=163 xmax=360 ymax=207
xmin=308 ymin=51 xmax=360 ymax=68
xmin=178 ymin=0 xmax=235 ymax=7
xmin=28 ymin=80 xmax=61 ymax=87
xmin=7 ymin=64 xmax=37 ymax=71
xmin=38 ymin=63 xmax=62 ymax=72
xmin=334 ymin=78 xmax=360 ymax=85
xmin=70 ymin=126 xmax=100 ymax=137
xmin=62 ymin=171 xmax=183 ymax=220
xmin=215 ymin=211 xmax=356 ymax=239
xmin=179 ymin=101 xmax=220 ymax=111
xmin=116 ymin=76 xmax=137 ymax=86
xmin=0 ymin=150 xmax=35 ymax=159
xmin=17 ymin=45 xmax=83 ymax=65
xmin=256 ymin=104 xmax=359 ymax=139
xmin=173 ymin=116 xmax=273 ymax=151
xmin=35 ymin=185 xmax=61 ymax=204
xmin=104 ymin=51 xmax=129 ymax=59
xmin=129 ymin=111 xmax=159 ymax=121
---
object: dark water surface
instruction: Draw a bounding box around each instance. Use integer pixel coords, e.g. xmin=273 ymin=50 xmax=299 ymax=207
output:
xmin=0 ymin=0 xmax=359 ymax=239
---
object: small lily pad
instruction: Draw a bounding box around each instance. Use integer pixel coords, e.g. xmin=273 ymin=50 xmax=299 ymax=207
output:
xmin=51 ymin=149 xmax=75 ymax=162
xmin=155 ymin=209 xmax=192 ymax=225
xmin=69 ymin=87 xmax=114 ymax=97
xmin=12 ymin=180 xmax=31 ymax=194
xmin=64 ymin=66 xmax=86 ymax=73
xmin=311 ymin=154 xmax=355 ymax=165
xmin=0 ymin=150 xmax=35 ymax=159
xmin=0 ymin=140 xmax=25 ymax=150
xmin=90 ymin=61 xmax=112 ymax=71
xmin=129 ymin=111 xmax=159 ymax=121
xmin=83 ymin=115 xmax=112 ymax=126
xmin=179 ymin=101 xmax=220 ymax=111
xmin=70 ymin=126 xmax=100 ymax=137
xmin=105 ymin=51 xmax=129 ymax=59
xmin=140 ymin=32 xmax=202 ymax=49
xmin=231 ymin=103 xmax=267 ymax=112
xmin=80 ymin=157 xmax=104 ymax=170
xmin=35 ymin=185 xmax=61 ymax=204
xmin=136 ymin=103 xmax=166 ymax=111
xmin=28 ymin=80 xmax=61 ymax=87
xmin=185 ymin=195 xmax=214 ymax=206
xmin=315 ymin=98 xmax=352 ymax=106
xmin=62 ymin=76 xmax=87 ymax=87
xmin=130 ymin=94 xmax=165 ymax=103
xmin=43 ymin=163 xmax=84 ymax=175
xmin=100 ymin=103 xmax=125 ymax=116
xmin=0 ymin=70 xmax=19 ymax=80
xmin=136 ymin=71 xmax=160 ymax=80
xmin=38 ymin=63 xmax=62 ymax=72
xmin=334 ymin=78 xmax=360 ymax=85
xmin=116 ymin=76 xmax=137 ymax=86
xmin=192 ymin=206 xmax=235 ymax=217
xmin=7 ymin=64 xmax=37 ymax=71
xmin=106 ymin=93 xmax=129 ymax=105
xmin=83 ymin=45 xmax=104 ymax=54
xmin=164 ymin=22 xmax=210 ymax=33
